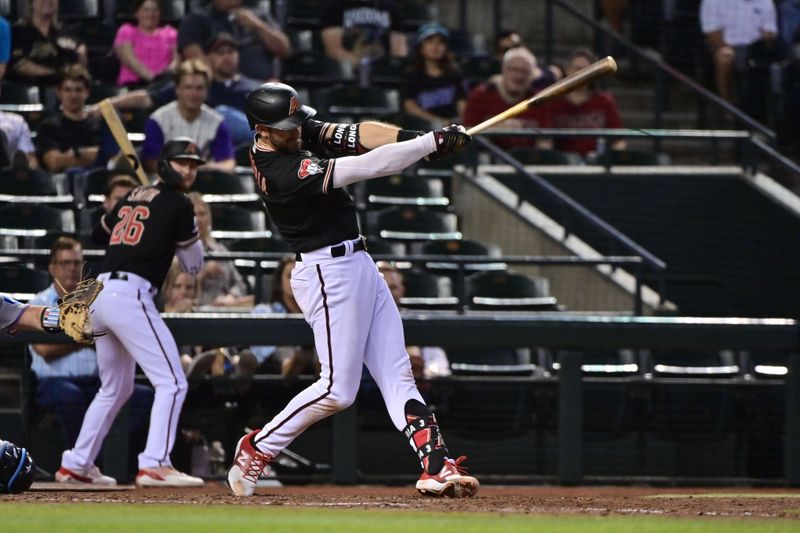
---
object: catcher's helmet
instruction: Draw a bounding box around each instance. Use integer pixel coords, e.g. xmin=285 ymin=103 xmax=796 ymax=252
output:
xmin=157 ymin=137 xmax=206 ymax=187
xmin=245 ymin=82 xmax=316 ymax=130
xmin=0 ymin=439 xmax=35 ymax=494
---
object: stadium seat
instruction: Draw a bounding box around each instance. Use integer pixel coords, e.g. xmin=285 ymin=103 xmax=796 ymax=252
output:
xmin=461 ymin=56 xmax=501 ymax=88
xmin=286 ymin=29 xmax=315 ymax=53
xmin=0 ymin=265 xmax=52 ymax=301
xmin=446 ymin=347 xmax=536 ymax=438
xmin=208 ymin=205 xmax=268 ymax=240
xmin=282 ymin=52 xmax=352 ymax=89
xmin=283 ymin=0 xmax=329 ymax=29
xmin=446 ymin=29 xmax=488 ymax=58
xmin=373 ymin=207 xmax=461 ymax=242
xmin=85 ymin=82 xmax=120 ymax=105
xmin=315 ymin=86 xmax=399 ymax=121
xmin=59 ymin=0 xmax=100 ymax=20
xmin=421 ymin=239 xmax=506 ymax=274
xmin=397 ymin=0 xmax=436 ymax=31
xmin=0 ymin=168 xmax=70 ymax=200
xmin=191 ymin=170 xmax=256 ymax=195
xmin=227 ymin=237 xmax=292 ymax=272
xmin=590 ymin=149 xmax=671 ymax=166
xmin=116 ymin=0 xmax=185 ymax=21
xmin=78 ymin=206 xmax=105 ymax=240
xmin=0 ymin=82 xmax=43 ymax=114
xmin=746 ymin=351 xmax=788 ymax=379
xmin=0 ymin=0 xmax=15 ymax=19
xmin=508 ymin=147 xmax=583 ymax=165
xmin=648 ymin=349 xmax=740 ymax=378
xmin=367 ymin=57 xmax=409 ymax=87
xmin=364 ymin=174 xmax=449 ymax=208
xmin=0 ymin=205 xmax=76 ymax=236
xmin=362 ymin=237 xmax=404 ymax=257
xmin=465 ymin=271 xmax=558 ymax=311
xmin=397 ymin=269 xmax=456 ymax=310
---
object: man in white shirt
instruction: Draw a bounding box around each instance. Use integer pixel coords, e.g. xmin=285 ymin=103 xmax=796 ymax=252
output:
xmin=700 ymin=0 xmax=778 ymax=103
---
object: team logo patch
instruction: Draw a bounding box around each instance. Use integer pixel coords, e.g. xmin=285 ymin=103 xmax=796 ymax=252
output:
xmin=185 ymin=142 xmax=198 ymax=155
xmin=289 ymin=96 xmax=300 ymax=115
xmin=298 ymin=158 xmax=322 ymax=179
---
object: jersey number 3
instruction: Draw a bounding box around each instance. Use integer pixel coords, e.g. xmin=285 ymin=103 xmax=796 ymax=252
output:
xmin=110 ymin=206 xmax=150 ymax=246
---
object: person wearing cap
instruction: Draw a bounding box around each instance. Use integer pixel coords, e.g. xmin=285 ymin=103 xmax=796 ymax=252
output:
xmin=205 ymin=32 xmax=263 ymax=145
xmin=178 ymin=0 xmax=290 ymax=80
xmin=113 ymin=0 xmax=178 ymax=87
xmin=57 ymin=138 xmax=206 ymax=488
xmin=402 ymin=22 xmax=468 ymax=130
xmin=140 ymin=59 xmax=235 ymax=173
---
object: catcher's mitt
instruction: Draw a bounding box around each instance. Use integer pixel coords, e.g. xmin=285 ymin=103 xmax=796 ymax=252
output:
xmin=58 ymin=278 xmax=104 ymax=344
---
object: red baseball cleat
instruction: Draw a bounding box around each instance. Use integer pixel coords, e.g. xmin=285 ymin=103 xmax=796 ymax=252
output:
xmin=416 ymin=456 xmax=479 ymax=498
xmin=227 ymin=430 xmax=273 ymax=496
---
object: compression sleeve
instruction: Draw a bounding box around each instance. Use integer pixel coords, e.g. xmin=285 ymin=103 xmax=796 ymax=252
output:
xmin=331 ymin=132 xmax=436 ymax=189
xmin=175 ymin=239 xmax=204 ymax=276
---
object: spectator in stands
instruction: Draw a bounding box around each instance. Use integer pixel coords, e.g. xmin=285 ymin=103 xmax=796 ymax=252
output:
xmin=140 ymin=60 xmax=235 ymax=172
xmin=0 ymin=15 xmax=10 ymax=79
xmin=321 ymin=0 xmax=407 ymax=69
xmin=493 ymin=29 xmax=523 ymax=62
xmin=700 ymin=0 xmax=779 ymax=104
xmin=114 ymin=0 xmax=178 ymax=88
xmin=376 ymin=261 xmax=450 ymax=381
xmin=0 ymin=109 xmax=37 ymax=168
xmin=9 ymin=0 xmax=87 ymax=86
xmin=178 ymin=0 xmax=290 ymax=81
xmin=103 ymin=174 xmax=139 ymax=213
xmin=463 ymin=47 xmax=553 ymax=151
xmin=250 ymin=255 xmax=317 ymax=381
xmin=28 ymin=235 xmax=153 ymax=449
xmin=203 ymin=33 xmax=262 ymax=145
xmin=35 ymin=65 xmax=102 ymax=172
xmin=545 ymin=47 xmax=625 ymax=158
xmin=188 ymin=193 xmax=253 ymax=308
xmin=402 ymin=22 xmax=468 ymax=130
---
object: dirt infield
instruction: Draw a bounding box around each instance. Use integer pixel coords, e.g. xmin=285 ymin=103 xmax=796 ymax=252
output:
xmin=11 ymin=484 xmax=800 ymax=519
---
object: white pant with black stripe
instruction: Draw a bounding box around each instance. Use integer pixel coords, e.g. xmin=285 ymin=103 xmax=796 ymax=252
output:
xmin=61 ymin=272 xmax=187 ymax=471
xmin=253 ymin=240 xmax=424 ymax=456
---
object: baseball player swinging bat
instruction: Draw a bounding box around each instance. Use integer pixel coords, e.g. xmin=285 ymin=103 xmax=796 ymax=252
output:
xmin=466 ymin=55 xmax=618 ymax=135
xmin=98 ymin=99 xmax=150 ymax=185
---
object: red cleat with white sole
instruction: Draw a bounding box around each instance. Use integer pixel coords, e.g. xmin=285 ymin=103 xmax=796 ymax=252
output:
xmin=227 ymin=430 xmax=273 ymax=497
xmin=56 ymin=465 xmax=117 ymax=486
xmin=416 ymin=456 xmax=479 ymax=498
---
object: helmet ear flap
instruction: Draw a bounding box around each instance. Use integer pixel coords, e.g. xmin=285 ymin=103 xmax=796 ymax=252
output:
xmin=157 ymin=157 xmax=183 ymax=187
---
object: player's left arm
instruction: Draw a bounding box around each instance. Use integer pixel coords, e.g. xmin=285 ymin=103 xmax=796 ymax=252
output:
xmin=174 ymin=195 xmax=204 ymax=275
xmin=303 ymin=119 xmax=421 ymax=157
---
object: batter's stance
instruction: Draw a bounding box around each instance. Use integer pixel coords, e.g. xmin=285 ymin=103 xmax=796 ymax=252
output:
xmin=58 ymin=139 xmax=206 ymax=487
xmin=228 ymin=82 xmax=478 ymax=498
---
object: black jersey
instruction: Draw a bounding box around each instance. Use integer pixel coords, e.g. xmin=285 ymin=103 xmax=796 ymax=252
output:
xmin=92 ymin=182 xmax=198 ymax=289
xmin=249 ymin=134 xmax=359 ymax=253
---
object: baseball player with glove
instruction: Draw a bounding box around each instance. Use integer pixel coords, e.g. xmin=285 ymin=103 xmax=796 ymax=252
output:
xmin=227 ymin=82 xmax=478 ymax=498
xmin=57 ymin=139 xmax=206 ymax=487
xmin=0 ymin=290 xmax=101 ymax=494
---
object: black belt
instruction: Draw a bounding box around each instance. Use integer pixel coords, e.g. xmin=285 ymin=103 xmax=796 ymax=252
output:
xmin=296 ymin=238 xmax=367 ymax=262
xmin=108 ymin=271 xmax=129 ymax=281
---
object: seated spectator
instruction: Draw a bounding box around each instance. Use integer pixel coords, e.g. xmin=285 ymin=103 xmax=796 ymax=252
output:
xmin=376 ymin=261 xmax=450 ymax=381
xmin=0 ymin=109 xmax=37 ymax=168
xmin=36 ymin=65 xmax=102 ymax=172
xmin=545 ymin=47 xmax=625 ymax=158
xmin=700 ymin=0 xmax=778 ymax=104
xmin=321 ymin=0 xmax=407 ymax=69
xmin=114 ymin=0 xmax=178 ymax=87
xmin=96 ymin=33 xmax=260 ymax=146
xmin=250 ymin=255 xmax=317 ymax=381
xmin=9 ymin=0 xmax=86 ymax=86
xmin=140 ymin=60 xmax=235 ymax=172
xmin=28 ymin=235 xmax=153 ymax=450
xmin=402 ymin=22 xmax=468 ymax=130
xmin=188 ymin=192 xmax=253 ymax=307
xmin=463 ymin=47 xmax=553 ymax=151
xmin=178 ymin=0 xmax=290 ymax=81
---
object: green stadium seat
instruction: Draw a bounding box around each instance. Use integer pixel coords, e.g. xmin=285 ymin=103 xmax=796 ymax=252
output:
xmin=465 ymin=271 xmax=557 ymax=311
xmin=373 ymin=207 xmax=461 ymax=242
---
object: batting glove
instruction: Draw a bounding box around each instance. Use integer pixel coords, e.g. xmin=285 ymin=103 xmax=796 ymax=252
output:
xmin=431 ymin=124 xmax=471 ymax=160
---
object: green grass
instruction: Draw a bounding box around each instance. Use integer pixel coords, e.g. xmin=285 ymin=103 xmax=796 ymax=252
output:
xmin=1 ymin=503 xmax=799 ymax=533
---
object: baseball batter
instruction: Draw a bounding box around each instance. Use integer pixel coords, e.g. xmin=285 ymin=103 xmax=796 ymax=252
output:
xmin=227 ymin=82 xmax=479 ymax=498
xmin=58 ymin=139 xmax=206 ymax=487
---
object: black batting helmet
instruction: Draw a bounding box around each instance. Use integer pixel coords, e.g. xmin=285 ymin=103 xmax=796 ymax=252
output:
xmin=157 ymin=137 xmax=206 ymax=187
xmin=245 ymin=82 xmax=316 ymax=130
xmin=0 ymin=439 xmax=35 ymax=494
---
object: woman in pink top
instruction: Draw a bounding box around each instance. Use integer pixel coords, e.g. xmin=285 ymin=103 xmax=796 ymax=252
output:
xmin=114 ymin=0 xmax=178 ymax=86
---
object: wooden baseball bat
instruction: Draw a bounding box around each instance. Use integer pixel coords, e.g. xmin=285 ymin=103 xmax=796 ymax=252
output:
xmin=466 ymin=56 xmax=618 ymax=136
xmin=98 ymin=98 xmax=150 ymax=185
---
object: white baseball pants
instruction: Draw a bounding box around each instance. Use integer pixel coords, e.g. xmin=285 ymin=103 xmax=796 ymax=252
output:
xmin=61 ymin=272 xmax=187 ymax=471
xmin=253 ymin=239 xmax=424 ymax=456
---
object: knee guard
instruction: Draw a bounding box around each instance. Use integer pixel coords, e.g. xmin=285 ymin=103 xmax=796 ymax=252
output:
xmin=403 ymin=399 xmax=448 ymax=475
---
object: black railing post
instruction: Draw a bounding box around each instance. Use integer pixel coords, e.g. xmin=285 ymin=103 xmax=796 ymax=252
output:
xmin=455 ymin=262 xmax=467 ymax=314
xmin=545 ymin=0 xmax=554 ymax=66
xmin=654 ymin=70 xmax=664 ymax=153
xmin=785 ymin=351 xmax=800 ymax=486
xmin=254 ymin=259 xmax=265 ymax=304
xmin=332 ymin=404 xmax=358 ymax=484
xmin=634 ymin=261 xmax=643 ymax=316
xmin=557 ymin=351 xmax=582 ymax=485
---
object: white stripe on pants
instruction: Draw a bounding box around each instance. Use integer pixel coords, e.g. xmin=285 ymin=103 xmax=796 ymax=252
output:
xmin=61 ymin=274 xmax=187 ymax=471
xmin=254 ymin=246 xmax=424 ymax=456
